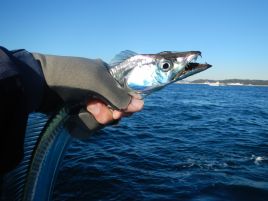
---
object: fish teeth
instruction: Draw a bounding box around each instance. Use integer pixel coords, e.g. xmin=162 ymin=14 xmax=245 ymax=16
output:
xmin=186 ymin=54 xmax=198 ymax=63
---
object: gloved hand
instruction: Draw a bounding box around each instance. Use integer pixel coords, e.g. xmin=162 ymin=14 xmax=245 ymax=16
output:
xmin=32 ymin=53 xmax=133 ymax=138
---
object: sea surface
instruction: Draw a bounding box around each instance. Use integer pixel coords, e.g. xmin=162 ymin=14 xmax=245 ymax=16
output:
xmin=53 ymin=84 xmax=268 ymax=201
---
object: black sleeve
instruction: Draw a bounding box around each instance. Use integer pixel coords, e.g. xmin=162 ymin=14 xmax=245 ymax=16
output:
xmin=0 ymin=47 xmax=27 ymax=174
xmin=0 ymin=76 xmax=28 ymax=174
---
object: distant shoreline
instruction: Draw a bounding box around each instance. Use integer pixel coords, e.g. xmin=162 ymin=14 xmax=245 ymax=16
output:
xmin=176 ymin=82 xmax=268 ymax=87
xmin=177 ymin=79 xmax=268 ymax=87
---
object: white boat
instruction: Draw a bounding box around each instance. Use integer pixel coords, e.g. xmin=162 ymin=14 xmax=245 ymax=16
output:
xmin=205 ymin=81 xmax=222 ymax=86
xmin=227 ymin=83 xmax=243 ymax=86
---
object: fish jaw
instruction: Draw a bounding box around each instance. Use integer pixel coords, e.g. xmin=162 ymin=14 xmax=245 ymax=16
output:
xmin=168 ymin=51 xmax=202 ymax=82
xmin=173 ymin=63 xmax=212 ymax=81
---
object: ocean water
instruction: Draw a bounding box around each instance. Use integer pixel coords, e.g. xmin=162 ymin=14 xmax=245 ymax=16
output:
xmin=53 ymin=84 xmax=268 ymax=201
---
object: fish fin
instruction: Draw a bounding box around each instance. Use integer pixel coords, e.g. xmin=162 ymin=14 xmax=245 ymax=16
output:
xmin=1 ymin=113 xmax=48 ymax=200
xmin=109 ymin=50 xmax=138 ymax=67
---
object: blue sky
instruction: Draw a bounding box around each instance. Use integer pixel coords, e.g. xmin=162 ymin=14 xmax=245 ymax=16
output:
xmin=1 ymin=0 xmax=267 ymax=80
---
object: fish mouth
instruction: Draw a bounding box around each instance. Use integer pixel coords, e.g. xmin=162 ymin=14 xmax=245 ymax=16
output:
xmin=172 ymin=53 xmax=212 ymax=81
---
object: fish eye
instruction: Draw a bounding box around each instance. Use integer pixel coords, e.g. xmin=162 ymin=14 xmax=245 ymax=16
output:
xmin=159 ymin=60 xmax=172 ymax=72
xmin=163 ymin=63 xmax=170 ymax=69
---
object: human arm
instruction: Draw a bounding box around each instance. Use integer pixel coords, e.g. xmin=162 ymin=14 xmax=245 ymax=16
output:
xmin=0 ymin=46 xmax=143 ymax=173
xmin=30 ymin=52 xmax=143 ymax=137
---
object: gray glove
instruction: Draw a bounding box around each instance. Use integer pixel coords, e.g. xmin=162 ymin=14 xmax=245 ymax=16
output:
xmin=32 ymin=53 xmax=131 ymax=138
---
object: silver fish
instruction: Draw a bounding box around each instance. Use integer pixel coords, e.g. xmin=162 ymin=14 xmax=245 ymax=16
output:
xmin=109 ymin=50 xmax=212 ymax=97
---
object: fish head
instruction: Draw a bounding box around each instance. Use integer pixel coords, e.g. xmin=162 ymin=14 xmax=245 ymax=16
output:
xmin=150 ymin=51 xmax=202 ymax=84
xmin=109 ymin=50 xmax=211 ymax=97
